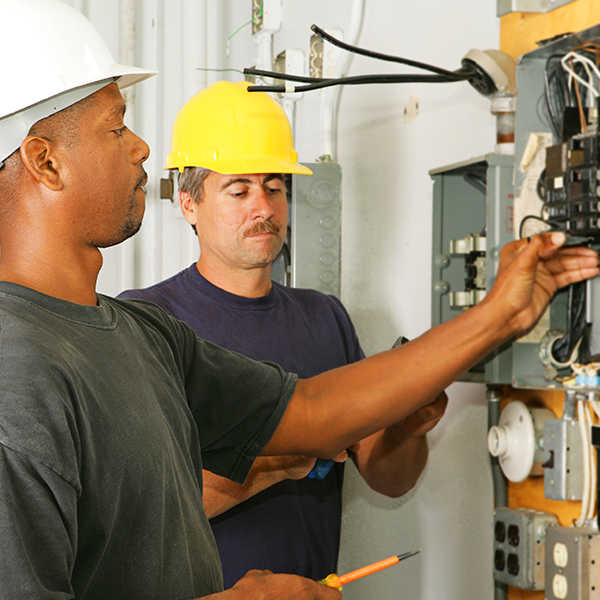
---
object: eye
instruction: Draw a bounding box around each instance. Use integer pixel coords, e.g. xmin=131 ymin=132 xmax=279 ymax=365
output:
xmin=114 ymin=126 xmax=128 ymax=137
xmin=266 ymin=185 xmax=283 ymax=196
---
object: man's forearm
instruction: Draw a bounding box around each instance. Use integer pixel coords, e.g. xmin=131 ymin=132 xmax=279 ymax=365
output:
xmin=352 ymin=427 xmax=428 ymax=498
xmin=203 ymin=455 xmax=317 ymax=518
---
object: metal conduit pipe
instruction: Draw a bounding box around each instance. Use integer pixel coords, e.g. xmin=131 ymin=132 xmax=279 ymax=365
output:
xmin=320 ymin=0 xmax=365 ymax=161
xmin=487 ymin=384 xmax=508 ymax=600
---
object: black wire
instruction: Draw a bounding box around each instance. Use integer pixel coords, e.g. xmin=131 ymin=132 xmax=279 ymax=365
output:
xmin=248 ymin=73 xmax=462 ymax=93
xmin=244 ymin=68 xmax=327 ymax=83
xmin=310 ymin=24 xmax=471 ymax=80
xmin=518 ymin=215 xmax=557 ymax=239
xmin=552 ymin=281 xmax=588 ymax=364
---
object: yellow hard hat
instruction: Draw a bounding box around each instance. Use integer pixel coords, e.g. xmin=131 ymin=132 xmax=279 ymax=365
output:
xmin=166 ymin=81 xmax=312 ymax=175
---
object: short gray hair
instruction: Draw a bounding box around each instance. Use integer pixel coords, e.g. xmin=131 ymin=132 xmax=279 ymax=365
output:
xmin=178 ymin=167 xmax=212 ymax=203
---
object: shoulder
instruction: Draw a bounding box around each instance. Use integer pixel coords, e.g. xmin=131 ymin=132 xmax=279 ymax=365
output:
xmin=274 ymin=283 xmax=352 ymax=319
xmin=117 ymin=267 xmax=192 ymax=311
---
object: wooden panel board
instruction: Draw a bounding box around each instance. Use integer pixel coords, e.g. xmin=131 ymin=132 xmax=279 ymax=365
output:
xmin=500 ymin=387 xmax=590 ymax=600
xmin=500 ymin=0 xmax=600 ymax=59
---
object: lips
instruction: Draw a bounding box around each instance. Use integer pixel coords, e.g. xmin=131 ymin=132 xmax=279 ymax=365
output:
xmin=136 ymin=172 xmax=148 ymax=192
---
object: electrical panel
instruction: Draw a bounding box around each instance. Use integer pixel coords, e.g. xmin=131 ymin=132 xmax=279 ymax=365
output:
xmin=544 ymin=526 xmax=600 ymax=600
xmin=271 ymin=163 xmax=342 ymax=297
xmin=430 ymin=154 xmax=514 ymax=384
xmin=493 ymin=508 xmax=558 ymax=590
xmin=431 ymin=25 xmax=600 ymax=391
xmin=430 ymin=25 xmax=600 ymax=598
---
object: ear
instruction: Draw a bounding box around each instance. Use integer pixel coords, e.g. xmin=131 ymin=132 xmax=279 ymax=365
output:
xmin=19 ymin=136 xmax=64 ymax=191
xmin=179 ymin=190 xmax=198 ymax=227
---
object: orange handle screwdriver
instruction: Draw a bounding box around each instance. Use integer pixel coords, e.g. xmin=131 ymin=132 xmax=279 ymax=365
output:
xmin=319 ymin=549 xmax=420 ymax=590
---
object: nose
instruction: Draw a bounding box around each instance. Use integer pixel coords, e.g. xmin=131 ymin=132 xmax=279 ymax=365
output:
xmin=129 ymin=129 xmax=150 ymax=164
xmin=251 ymin=187 xmax=275 ymax=220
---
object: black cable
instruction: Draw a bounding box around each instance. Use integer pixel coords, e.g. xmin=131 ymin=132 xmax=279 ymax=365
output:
xmin=310 ymin=24 xmax=471 ymax=80
xmin=552 ymin=281 xmax=588 ymax=364
xmin=518 ymin=215 xmax=556 ymax=239
xmin=244 ymin=68 xmax=326 ymax=83
xmin=248 ymin=73 xmax=462 ymax=94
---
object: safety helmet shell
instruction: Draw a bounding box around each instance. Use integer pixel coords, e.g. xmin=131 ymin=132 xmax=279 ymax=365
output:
xmin=166 ymin=81 xmax=312 ymax=175
xmin=0 ymin=0 xmax=157 ymax=163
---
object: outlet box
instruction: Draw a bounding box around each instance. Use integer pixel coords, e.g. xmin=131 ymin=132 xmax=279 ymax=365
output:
xmin=545 ymin=526 xmax=600 ymax=599
xmin=309 ymin=28 xmax=343 ymax=79
xmin=544 ymin=419 xmax=583 ymax=501
xmin=493 ymin=507 xmax=558 ymax=590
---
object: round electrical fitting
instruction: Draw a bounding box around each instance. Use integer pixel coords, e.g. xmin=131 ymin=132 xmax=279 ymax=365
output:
xmin=488 ymin=401 xmax=554 ymax=482
xmin=538 ymin=329 xmax=572 ymax=369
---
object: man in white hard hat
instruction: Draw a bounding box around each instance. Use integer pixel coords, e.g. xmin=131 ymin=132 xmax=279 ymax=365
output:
xmin=120 ymin=80 xmax=447 ymax=588
xmin=0 ymin=1 xmax=598 ymax=600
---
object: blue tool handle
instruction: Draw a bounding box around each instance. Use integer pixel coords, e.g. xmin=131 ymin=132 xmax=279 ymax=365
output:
xmin=308 ymin=458 xmax=335 ymax=479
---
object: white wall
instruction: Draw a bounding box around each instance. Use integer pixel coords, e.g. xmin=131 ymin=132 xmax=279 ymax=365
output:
xmin=79 ymin=1 xmax=500 ymax=597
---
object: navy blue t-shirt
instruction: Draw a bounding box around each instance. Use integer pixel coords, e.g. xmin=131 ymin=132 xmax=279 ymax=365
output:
xmin=119 ymin=265 xmax=364 ymax=587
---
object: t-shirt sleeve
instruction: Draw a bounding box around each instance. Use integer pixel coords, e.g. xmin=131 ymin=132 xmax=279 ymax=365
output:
xmin=184 ymin=337 xmax=297 ymax=484
xmin=328 ymin=295 xmax=366 ymax=363
xmin=0 ymin=443 xmax=78 ymax=599
xmin=143 ymin=306 xmax=298 ymax=485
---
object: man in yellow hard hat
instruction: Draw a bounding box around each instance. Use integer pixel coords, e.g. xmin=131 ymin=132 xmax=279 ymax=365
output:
xmin=121 ymin=80 xmax=449 ymax=587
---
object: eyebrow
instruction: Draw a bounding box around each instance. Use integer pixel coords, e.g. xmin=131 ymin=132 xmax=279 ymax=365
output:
xmin=219 ymin=173 xmax=284 ymax=192
xmin=105 ymin=103 xmax=127 ymax=122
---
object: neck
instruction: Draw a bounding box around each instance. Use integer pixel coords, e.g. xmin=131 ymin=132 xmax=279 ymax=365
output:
xmin=0 ymin=238 xmax=102 ymax=305
xmin=196 ymin=257 xmax=273 ymax=298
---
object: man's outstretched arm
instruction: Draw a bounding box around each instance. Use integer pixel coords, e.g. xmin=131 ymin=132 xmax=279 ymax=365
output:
xmin=264 ymin=233 xmax=599 ymax=459
xmin=351 ymin=391 xmax=447 ymax=498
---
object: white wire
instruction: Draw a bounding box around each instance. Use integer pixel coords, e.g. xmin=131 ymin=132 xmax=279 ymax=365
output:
xmin=561 ymin=52 xmax=599 ymax=97
xmin=577 ymin=400 xmax=590 ymax=527
xmin=585 ymin=400 xmax=596 ymax=521
xmin=561 ymin=51 xmax=600 ymax=99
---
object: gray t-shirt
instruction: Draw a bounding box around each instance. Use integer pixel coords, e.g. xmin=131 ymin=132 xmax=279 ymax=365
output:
xmin=0 ymin=282 xmax=296 ymax=599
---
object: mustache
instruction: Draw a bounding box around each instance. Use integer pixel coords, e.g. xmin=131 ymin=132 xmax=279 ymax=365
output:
xmin=244 ymin=220 xmax=281 ymax=237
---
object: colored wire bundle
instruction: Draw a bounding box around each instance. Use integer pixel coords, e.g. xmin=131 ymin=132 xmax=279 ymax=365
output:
xmin=543 ymin=43 xmax=600 ymax=140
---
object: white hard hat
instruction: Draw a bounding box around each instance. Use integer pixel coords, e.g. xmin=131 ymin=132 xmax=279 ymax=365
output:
xmin=0 ymin=0 xmax=157 ymax=165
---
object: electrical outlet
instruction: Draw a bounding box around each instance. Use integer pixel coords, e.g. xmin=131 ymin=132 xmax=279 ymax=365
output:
xmin=493 ymin=507 xmax=558 ymax=590
xmin=545 ymin=526 xmax=600 ymax=600
xmin=252 ymin=0 xmax=282 ymax=35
